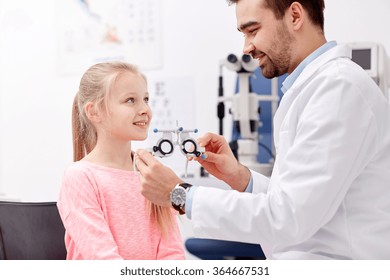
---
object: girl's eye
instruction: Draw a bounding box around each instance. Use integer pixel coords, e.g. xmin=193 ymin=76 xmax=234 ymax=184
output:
xmin=144 ymin=97 xmax=149 ymax=103
xmin=126 ymin=98 xmax=135 ymax=104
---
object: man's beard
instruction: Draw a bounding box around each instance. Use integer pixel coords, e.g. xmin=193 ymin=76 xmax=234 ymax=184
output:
xmin=253 ymin=24 xmax=293 ymax=79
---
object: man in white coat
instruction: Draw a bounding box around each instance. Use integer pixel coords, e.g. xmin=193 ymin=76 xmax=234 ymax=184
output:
xmin=135 ymin=0 xmax=390 ymax=259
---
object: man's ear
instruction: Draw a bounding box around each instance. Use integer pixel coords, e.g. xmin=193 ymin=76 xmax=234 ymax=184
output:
xmin=84 ymin=102 xmax=102 ymax=123
xmin=288 ymin=2 xmax=304 ymax=31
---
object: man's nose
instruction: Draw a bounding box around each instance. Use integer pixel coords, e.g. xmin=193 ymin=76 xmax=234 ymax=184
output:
xmin=243 ymin=41 xmax=255 ymax=55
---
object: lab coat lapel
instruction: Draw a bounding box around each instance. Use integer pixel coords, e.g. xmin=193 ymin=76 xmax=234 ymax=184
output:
xmin=272 ymin=44 xmax=352 ymax=154
xmin=273 ymin=89 xmax=296 ymax=153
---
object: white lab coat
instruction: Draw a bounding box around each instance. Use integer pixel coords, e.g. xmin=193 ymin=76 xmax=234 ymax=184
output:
xmin=191 ymin=44 xmax=390 ymax=259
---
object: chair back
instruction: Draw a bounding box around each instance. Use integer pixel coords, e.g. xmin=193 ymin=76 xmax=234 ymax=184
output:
xmin=0 ymin=201 xmax=66 ymax=260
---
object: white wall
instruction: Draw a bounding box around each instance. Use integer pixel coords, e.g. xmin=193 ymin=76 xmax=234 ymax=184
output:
xmin=0 ymin=0 xmax=389 ymax=201
xmin=325 ymin=0 xmax=390 ymax=49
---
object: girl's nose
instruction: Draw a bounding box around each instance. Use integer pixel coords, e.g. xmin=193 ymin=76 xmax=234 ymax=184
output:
xmin=138 ymin=102 xmax=151 ymax=115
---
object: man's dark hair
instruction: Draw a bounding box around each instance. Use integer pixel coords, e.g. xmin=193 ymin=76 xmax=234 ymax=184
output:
xmin=227 ymin=0 xmax=325 ymax=30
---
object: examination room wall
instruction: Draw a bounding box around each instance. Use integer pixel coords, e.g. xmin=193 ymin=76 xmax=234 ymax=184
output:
xmin=0 ymin=0 xmax=389 ymax=202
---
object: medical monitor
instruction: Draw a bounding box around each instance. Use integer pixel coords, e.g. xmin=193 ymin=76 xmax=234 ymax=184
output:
xmin=352 ymin=49 xmax=372 ymax=70
xmin=348 ymin=42 xmax=389 ymax=100
xmin=350 ymin=43 xmax=378 ymax=83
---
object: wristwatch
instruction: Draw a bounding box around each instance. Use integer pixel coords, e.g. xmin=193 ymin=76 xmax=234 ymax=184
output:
xmin=170 ymin=183 xmax=192 ymax=215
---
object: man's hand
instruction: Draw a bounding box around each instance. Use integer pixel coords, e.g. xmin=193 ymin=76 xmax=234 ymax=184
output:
xmin=195 ymin=132 xmax=251 ymax=192
xmin=135 ymin=149 xmax=183 ymax=207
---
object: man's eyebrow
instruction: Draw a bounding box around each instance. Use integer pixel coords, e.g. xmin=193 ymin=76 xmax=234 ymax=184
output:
xmin=238 ymin=21 xmax=258 ymax=32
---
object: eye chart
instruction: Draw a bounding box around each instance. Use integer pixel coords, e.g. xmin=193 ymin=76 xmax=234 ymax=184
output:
xmin=57 ymin=0 xmax=162 ymax=75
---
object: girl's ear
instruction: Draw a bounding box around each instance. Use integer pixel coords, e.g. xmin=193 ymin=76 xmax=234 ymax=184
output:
xmin=84 ymin=102 xmax=102 ymax=123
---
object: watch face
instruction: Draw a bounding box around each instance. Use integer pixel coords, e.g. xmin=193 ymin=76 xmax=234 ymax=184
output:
xmin=171 ymin=187 xmax=186 ymax=206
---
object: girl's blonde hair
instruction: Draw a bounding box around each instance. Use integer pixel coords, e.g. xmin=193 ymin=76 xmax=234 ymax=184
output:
xmin=72 ymin=61 xmax=174 ymax=236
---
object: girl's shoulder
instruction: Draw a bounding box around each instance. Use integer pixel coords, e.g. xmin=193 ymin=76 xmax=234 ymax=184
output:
xmin=63 ymin=160 xmax=139 ymax=185
xmin=67 ymin=160 xmax=136 ymax=174
xmin=64 ymin=160 xmax=94 ymax=173
xmin=64 ymin=160 xmax=116 ymax=173
xmin=62 ymin=161 xmax=97 ymax=182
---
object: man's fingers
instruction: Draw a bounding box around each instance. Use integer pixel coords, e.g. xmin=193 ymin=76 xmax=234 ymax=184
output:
xmin=197 ymin=132 xmax=217 ymax=147
xmin=134 ymin=154 xmax=146 ymax=172
xmin=197 ymin=132 xmax=227 ymax=150
xmin=135 ymin=148 xmax=155 ymax=166
xmin=202 ymin=152 xmax=219 ymax=163
xmin=196 ymin=152 xmax=223 ymax=165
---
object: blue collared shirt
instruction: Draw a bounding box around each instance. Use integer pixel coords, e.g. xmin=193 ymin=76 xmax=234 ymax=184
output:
xmin=186 ymin=41 xmax=337 ymax=219
xmin=281 ymin=41 xmax=337 ymax=94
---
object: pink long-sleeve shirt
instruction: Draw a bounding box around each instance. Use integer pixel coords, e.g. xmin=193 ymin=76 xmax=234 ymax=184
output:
xmin=57 ymin=160 xmax=185 ymax=260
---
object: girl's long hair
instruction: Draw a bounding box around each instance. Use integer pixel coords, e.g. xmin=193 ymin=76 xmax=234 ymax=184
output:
xmin=72 ymin=61 xmax=175 ymax=236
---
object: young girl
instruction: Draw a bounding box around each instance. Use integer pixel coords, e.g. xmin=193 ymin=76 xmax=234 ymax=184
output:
xmin=57 ymin=61 xmax=185 ymax=260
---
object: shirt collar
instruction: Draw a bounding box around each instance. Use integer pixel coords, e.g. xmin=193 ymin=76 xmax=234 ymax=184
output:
xmin=281 ymin=41 xmax=337 ymax=94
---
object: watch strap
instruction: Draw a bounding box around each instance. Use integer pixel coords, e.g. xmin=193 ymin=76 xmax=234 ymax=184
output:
xmin=172 ymin=183 xmax=192 ymax=215
xmin=178 ymin=182 xmax=192 ymax=190
xmin=173 ymin=204 xmax=186 ymax=215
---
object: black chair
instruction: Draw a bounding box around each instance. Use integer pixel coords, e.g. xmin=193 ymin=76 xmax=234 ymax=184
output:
xmin=0 ymin=201 xmax=67 ymax=260
xmin=185 ymin=238 xmax=266 ymax=260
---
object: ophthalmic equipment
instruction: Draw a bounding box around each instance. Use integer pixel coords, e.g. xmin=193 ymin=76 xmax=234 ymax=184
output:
xmin=218 ymin=53 xmax=279 ymax=176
